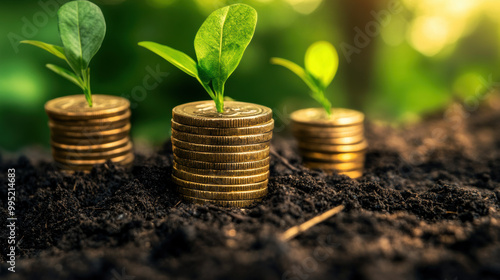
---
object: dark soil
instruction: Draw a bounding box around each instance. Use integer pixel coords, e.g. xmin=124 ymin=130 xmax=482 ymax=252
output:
xmin=1 ymin=103 xmax=500 ymax=280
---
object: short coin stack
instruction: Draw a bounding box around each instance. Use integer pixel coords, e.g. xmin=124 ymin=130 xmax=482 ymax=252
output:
xmin=291 ymin=108 xmax=367 ymax=179
xmin=171 ymin=100 xmax=273 ymax=207
xmin=45 ymin=95 xmax=134 ymax=172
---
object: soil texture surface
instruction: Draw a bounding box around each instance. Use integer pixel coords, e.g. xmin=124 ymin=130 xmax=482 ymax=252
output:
xmin=1 ymin=103 xmax=500 ymax=280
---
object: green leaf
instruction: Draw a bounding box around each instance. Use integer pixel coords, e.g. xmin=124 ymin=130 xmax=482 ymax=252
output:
xmin=58 ymin=0 xmax=106 ymax=75
xmin=305 ymin=41 xmax=338 ymax=89
xmin=270 ymin=57 xmax=319 ymax=92
xmin=271 ymin=41 xmax=338 ymax=116
xmin=46 ymin=64 xmax=84 ymax=90
xmin=138 ymin=41 xmax=198 ymax=78
xmin=21 ymin=40 xmax=67 ymax=60
xmin=194 ymin=3 xmax=257 ymax=99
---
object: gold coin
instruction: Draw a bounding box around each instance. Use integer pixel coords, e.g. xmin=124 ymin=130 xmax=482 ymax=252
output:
xmin=45 ymin=95 xmax=130 ymax=120
xmin=52 ymin=141 xmax=132 ymax=160
xmin=51 ymin=133 xmax=129 ymax=145
xmin=291 ymin=123 xmax=364 ymax=138
xmin=51 ymin=137 xmax=130 ymax=152
xmin=172 ymin=129 xmax=272 ymax=145
xmin=171 ymin=138 xmax=270 ymax=153
xmin=55 ymin=152 xmax=134 ymax=170
xmin=173 ymin=175 xmax=269 ymax=191
xmin=338 ymin=170 xmax=363 ymax=179
xmin=174 ymin=162 xmax=269 ymax=176
xmin=171 ymin=119 xmax=274 ymax=136
xmin=49 ymin=118 xmax=130 ymax=132
xmin=51 ymin=123 xmax=131 ymax=139
xmin=172 ymin=146 xmax=269 ymax=163
xmin=295 ymin=134 xmax=365 ymax=145
xmin=174 ymin=155 xmax=270 ymax=170
xmin=301 ymin=151 xmax=366 ymax=162
xmin=176 ymin=186 xmax=268 ymax=200
xmin=180 ymin=195 xmax=260 ymax=207
xmin=290 ymin=108 xmax=364 ymax=127
xmin=49 ymin=110 xmax=131 ymax=129
xmin=299 ymin=140 xmax=368 ymax=153
xmin=304 ymin=161 xmax=365 ymax=171
xmin=173 ymin=167 xmax=269 ymax=185
xmin=54 ymin=151 xmax=134 ymax=166
xmin=56 ymin=157 xmax=134 ymax=173
xmin=172 ymin=100 xmax=273 ymax=128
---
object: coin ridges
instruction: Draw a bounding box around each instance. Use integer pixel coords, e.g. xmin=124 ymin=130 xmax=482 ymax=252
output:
xmin=50 ymin=118 xmax=130 ymax=132
xmin=299 ymin=140 xmax=368 ymax=153
xmin=301 ymin=151 xmax=366 ymax=163
xmin=172 ymin=119 xmax=274 ymax=136
xmin=51 ymin=137 xmax=130 ymax=152
xmin=172 ymin=146 xmax=270 ymax=163
xmin=174 ymin=156 xmax=270 ymax=170
xmin=51 ymin=133 xmax=129 ymax=145
xmin=49 ymin=110 xmax=131 ymax=129
xmin=291 ymin=122 xmax=363 ymax=133
xmin=172 ymin=175 xmax=269 ymax=192
xmin=50 ymin=123 xmax=130 ymax=139
xmin=54 ymin=152 xmax=134 ymax=166
xmin=52 ymin=141 xmax=133 ymax=160
xmin=173 ymin=162 xmax=269 ymax=176
xmin=173 ymin=167 xmax=269 ymax=184
xmin=172 ymin=129 xmax=272 ymax=145
xmin=171 ymin=138 xmax=270 ymax=153
xmin=176 ymin=186 xmax=268 ymax=200
xmin=295 ymin=134 xmax=365 ymax=145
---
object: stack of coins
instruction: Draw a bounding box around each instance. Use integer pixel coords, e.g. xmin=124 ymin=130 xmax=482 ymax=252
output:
xmin=171 ymin=101 xmax=273 ymax=207
xmin=45 ymin=95 xmax=134 ymax=172
xmin=291 ymin=108 xmax=367 ymax=179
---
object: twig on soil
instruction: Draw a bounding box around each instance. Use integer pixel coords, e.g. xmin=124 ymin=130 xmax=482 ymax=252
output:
xmin=279 ymin=205 xmax=345 ymax=242
xmin=270 ymin=148 xmax=301 ymax=172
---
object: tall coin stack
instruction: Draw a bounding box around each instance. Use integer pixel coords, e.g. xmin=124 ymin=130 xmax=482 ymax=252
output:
xmin=291 ymin=108 xmax=367 ymax=179
xmin=45 ymin=95 xmax=134 ymax=172
xmin=171 ymin=101 xmax=273 ymax=207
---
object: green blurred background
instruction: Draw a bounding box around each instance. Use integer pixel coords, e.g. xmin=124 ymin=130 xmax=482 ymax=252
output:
xmin=1 ymin=0 xmax=499 ymax=151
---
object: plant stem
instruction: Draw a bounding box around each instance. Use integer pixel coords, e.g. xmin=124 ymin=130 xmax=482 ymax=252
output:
xmin=312 ymin=90 xmax=332 ymax=117
xmin=215 ymin=93 xmax=224 ymax=113
xmin=82 ymin=69 xmax=92 ymax=107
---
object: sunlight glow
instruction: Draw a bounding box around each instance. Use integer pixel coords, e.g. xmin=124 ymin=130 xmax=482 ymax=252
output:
xmin=409 ymin=16 xmax=450 ymax=56
xmin=403 ymin=0 xmax=488 ymax=56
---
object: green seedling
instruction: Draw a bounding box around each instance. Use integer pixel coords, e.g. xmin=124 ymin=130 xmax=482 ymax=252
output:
xmin=139 ymin=4 xmax=257 ymax=113
xmin=21 ymin=0 xmax=106 ymax=107
xmin=271 ymin=41 xmax=339 ymax=116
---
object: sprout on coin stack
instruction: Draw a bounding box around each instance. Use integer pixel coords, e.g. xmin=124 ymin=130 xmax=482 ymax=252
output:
xmin=140 ymin=4 xmax=272 ymax=207
xmin=271 ymin=42 xmax=367 ymax=178
xmin=22 ymin=1 xmax=133 ymax=172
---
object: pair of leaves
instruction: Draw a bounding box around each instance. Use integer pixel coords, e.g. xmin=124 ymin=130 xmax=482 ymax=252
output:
xmin=22 ymin=0 xmax=106 ymax=107
xmin=139 ymin=4 xmax=257 ymax=113
xmin=271 ymin=41 xmax=339 ymax=115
